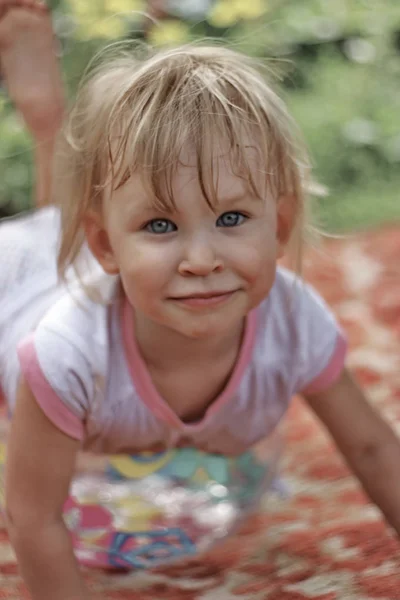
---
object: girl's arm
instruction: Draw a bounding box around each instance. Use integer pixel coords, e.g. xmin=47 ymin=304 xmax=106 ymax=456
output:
xmin=5 ymin=377 xmax=89 ymax=600
xmin=303 ymin=368 xmax=400 ymax=537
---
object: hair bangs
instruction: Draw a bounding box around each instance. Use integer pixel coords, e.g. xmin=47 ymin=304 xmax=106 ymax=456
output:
xmin=104 ymin=67 xmax=273 ymax=213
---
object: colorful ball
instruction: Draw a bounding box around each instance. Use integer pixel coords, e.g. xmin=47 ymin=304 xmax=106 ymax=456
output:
xmin=64 ymin=435 xmax=281 ymax=569
xmin=0 ymin=432 xmax=281 ymax=570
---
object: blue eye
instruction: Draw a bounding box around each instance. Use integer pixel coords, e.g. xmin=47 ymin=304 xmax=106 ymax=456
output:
xmin=216 ymin=212 xmax=246 ymax=228
xmin=145 ymin=219 xmax=177 ymax=234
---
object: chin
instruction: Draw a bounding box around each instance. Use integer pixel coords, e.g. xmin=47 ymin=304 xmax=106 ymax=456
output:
xmin=172 ymin=323 xmax=214 ymax=340
xmin=179 ymin=316 xmax=239 ymax=340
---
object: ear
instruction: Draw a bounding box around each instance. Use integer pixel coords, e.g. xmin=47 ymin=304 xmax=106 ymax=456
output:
xmin=83 ymin=210 xmax=120 ymax=275
xmin=276 ymin=194 xmax=296 ymax=259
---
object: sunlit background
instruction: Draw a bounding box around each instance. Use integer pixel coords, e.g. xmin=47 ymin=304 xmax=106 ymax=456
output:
xmin=1 ymin=0 xmax=399 ymax=233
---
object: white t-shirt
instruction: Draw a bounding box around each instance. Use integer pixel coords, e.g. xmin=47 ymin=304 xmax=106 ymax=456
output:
xmin=0 ymin=208 xmax=347 ymax=455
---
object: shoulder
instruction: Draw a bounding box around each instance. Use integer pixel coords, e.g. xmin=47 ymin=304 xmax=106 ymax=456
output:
xmin=36 ymin=275 xmax=117 ymax=356
xmin=271 ymin=265 xmax=328 ymax=306
xmin=16 ymin=277 xmax=120 ymax=440
xmin=254 ymin=266 xmax=347 ymax=393
xmin=257 ymin=266 xmax=337 ymax=329
xmin=25 ymin=275 xmax=121 ymax=397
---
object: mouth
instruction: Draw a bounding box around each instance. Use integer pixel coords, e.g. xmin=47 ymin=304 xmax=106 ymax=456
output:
xmin=169 ymin=290 xmax=237 ymax=308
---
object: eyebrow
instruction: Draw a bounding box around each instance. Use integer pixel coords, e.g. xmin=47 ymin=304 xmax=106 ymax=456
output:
xmin=123 ymin=198 xmax=176 ymax=223
xmin=217 ymin=191 xmax=260 ymax=205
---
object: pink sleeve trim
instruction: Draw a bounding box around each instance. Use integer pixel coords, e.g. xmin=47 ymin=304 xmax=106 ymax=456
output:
xmin=17 ymin=334 xmax=84 ymax=440
xmin=301 ymin=331 xmax=347 ymax=395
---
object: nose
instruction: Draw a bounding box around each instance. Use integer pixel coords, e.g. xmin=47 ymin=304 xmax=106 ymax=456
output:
xmin=178 ymin=234 xmax=224 ymax=277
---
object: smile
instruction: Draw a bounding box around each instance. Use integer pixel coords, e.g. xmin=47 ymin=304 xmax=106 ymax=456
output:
xmin=170 ymin=290 xmax=237 ymax=308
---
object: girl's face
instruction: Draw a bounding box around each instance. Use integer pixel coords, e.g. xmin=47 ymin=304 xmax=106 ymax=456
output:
xmin=86 ymin=152 xmax=293 ymax=340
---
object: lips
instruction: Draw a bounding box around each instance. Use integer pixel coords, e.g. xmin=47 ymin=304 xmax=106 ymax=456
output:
xmin=173 ymin=291 xmax=233 ymax=300
xmin=170 ymin=290 xmax=236 ymax=308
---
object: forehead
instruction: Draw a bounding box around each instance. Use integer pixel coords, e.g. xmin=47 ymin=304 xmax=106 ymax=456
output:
xmin=131 ymin=138 xmax=263 ymax=186
xmin=105 ymin=134 xmax=268 ymax=220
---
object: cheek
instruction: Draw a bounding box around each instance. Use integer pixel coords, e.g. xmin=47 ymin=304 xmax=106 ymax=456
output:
xmin=234 ymin=236 xmax=277 ymax=282
xmin=118 ymin=240 xmax=176 ymax=295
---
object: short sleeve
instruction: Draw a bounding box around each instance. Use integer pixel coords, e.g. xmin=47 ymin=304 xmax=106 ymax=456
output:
xmin=17 ymin=326 xmax=94 ymax=440
xmin=293 ymin=279 xmax=347 ymax=395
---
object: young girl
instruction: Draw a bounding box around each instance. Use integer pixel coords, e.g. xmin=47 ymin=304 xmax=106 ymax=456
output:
xmin=1 ymin=7 xmax=400 ymax=600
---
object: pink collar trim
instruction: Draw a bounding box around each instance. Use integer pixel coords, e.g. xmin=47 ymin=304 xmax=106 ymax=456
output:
xmin=120 ymin=295 xmax=258 ymax=432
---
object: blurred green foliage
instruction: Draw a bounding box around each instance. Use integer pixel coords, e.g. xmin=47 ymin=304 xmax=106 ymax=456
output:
xmin=1 ymin=0 xmax=400 ymax=231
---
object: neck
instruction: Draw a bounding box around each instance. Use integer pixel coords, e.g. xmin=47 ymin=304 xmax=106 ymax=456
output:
xmin=133 ymin=310 xmax=245 ymax=371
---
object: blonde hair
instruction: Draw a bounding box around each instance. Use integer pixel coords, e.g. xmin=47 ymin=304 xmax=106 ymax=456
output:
xmin=55 ymin=42 xmax=313 ymax=279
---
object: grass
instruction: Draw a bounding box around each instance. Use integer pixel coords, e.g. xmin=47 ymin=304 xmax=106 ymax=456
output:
xmin=316 ymin=177 xmax=400 ymax=233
